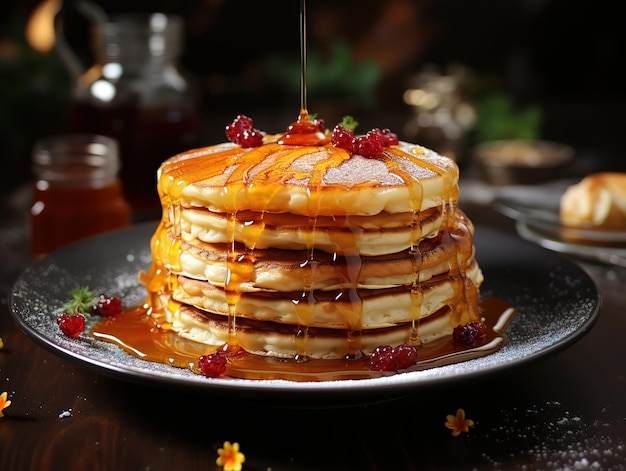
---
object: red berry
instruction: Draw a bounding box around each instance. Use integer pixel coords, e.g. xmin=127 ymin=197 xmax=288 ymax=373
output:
xmin=331 ymin=124 xmax=354 ymax=151
xmin=369 ymin=343 xmax=417 ymax=371
xmin=96 ymin=295 xmax=123 ymax=317
xmin=368 ymin=129 xmax=387 ymax=149
xmin=452 ymin=321 xmax=487 ymax=346
xmin=198 ymin=352 xmax=227 ymax=377
xmin=370 ymin=345 xmax=394 ymax=371
xmin=225 ymin=114 xmax=254 ymax=142
xmin=394 ymin=343 xmax=418 ymax=367
xmin=225 ymin=115 xmax=263 ymax=148
xmin=237 ymin=128 xmax=263 ymax=148
xmin=354 ymin=130 xmax=385 ymax=158
xmin=381 ymin=128 xmax=399 ymax=145
xmin=57 ymin=313 xmax=85 ymax=338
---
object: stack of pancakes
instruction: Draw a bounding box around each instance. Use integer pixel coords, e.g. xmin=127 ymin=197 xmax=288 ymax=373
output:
xmin=144 ymin=132 xmax=483 ymax=360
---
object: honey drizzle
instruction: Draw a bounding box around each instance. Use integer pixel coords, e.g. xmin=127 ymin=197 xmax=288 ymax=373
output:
xmin=278 ymin=110 xmax=329 ymax=146
xmin=293 ymin=134 xmax=319 ymax=360
xmin=383 ymin=146 xmax=476 ymax=341
xmin=384 ymin=148 xmax=428 ymax=347
xmin=300 ymin=0 xmax=307 ymax=113
xmin=313 ymin=138 xmax=363 ymax=358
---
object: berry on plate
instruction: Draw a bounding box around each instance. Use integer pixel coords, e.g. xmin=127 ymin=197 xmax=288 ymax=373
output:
xmin=198 ymin=351 xmax=228 ymax=377
xmin=369 ymin=343 xmax=418 ymax=371
xmin=452 ymin=321 xmax=487 ymax=346
xmin=96 ymin=295 xmax=123 ymax=317
xmin=57 ymin=313 xmax=85 ymax=338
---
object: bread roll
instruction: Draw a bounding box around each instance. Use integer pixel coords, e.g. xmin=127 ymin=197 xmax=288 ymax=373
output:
xmin=560 ymin=172 xmax=626 ymax=227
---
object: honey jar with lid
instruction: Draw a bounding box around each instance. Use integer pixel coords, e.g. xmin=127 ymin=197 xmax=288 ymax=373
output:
xmin=30 ymin=133 xmax=132 ymax=257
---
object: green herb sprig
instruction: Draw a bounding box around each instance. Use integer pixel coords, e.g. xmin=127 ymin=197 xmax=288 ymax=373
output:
xmin=59 ymin=286 xmax=98 ymax=316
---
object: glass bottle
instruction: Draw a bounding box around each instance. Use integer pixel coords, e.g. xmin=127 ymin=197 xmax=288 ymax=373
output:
xmin=30 ymin=133 xmax=132 ymax=257
xmin=403 ymin=64 xmax=476 ymax=163
xmin=62 ymin=13 xmax=202 ymax=217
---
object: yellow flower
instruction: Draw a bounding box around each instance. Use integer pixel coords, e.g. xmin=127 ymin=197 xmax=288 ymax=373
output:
xmin=216 ymin=441 xmax=245 ymax=471
xmin=0 ymin=392 xmax=11 ymax=418
xmin=445 ymin=408 xmax=474 ymax=436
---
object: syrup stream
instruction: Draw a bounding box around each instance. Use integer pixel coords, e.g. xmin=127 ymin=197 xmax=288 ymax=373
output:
xmin=300 ymin=0 xmax=307 ymax=113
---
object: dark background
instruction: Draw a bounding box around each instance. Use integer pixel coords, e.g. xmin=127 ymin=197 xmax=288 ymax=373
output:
xmin=1 ymin=0 xmax=625 ymax=197
xmin=1 ymin=5 xmax=626 ymax=469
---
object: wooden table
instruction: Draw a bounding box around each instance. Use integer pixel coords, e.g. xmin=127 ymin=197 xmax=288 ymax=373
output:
xmin=1 ymin=186 xmax=625 ymax=470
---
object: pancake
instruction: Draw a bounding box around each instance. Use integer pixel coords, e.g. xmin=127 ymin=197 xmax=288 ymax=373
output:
xmin=169 ymin=302 xmax=458 ymax=360
xmin=166 ymin=216 xmax=477 ymax=292
xmin=178 ymin=205 xmax=444 ymax=256
xmin=158 ymin=140 xmax=458 ymax=217
xmin=172 ymin=262 xmax=481 ymax=329
xmin=142 ymin=113 xmax=484 ymax=365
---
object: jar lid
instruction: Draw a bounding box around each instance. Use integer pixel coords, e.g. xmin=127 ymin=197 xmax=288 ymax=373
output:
xmin=32 ymin=134 xmax=120 ymax=184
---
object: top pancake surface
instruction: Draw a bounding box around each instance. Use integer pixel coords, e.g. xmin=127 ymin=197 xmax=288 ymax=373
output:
xmin=157 ymin=136 xmax=459 ymax=217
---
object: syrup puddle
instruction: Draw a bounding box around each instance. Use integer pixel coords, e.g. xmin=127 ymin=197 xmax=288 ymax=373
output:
xmin=92 ymin=298 xmax=515 ymax=382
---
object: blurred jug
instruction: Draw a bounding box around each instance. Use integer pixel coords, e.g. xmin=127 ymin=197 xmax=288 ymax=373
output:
xmin=55 ymin=3 xmax=202 ymax=218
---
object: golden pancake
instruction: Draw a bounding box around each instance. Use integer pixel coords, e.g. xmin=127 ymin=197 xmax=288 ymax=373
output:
xmin=158 ymin=140 xmax=458 ymax=217
xmin=178 ymin=205 xmax=444 ymax=256
xmin=169 ymin=302 xmax=458 ymax=360
xmin=171 ymin=263 xmax=481 ymax=330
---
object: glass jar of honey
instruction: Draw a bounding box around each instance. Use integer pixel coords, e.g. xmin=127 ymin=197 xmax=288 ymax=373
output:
xmin=30 ymin=134 xmax=132 ymax=257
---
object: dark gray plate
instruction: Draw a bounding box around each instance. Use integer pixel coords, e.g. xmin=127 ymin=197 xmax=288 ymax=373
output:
xmin=9 ymin=222 xmax=600 ymax=401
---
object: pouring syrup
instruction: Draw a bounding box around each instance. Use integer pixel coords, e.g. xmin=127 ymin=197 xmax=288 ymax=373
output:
xmin=278 ymin=0 xmax=329 ymax=146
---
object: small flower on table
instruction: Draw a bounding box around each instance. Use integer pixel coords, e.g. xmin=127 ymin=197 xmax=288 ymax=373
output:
xmin=0 ymin=392 xmax=11 ymax=418
xmin=445 ymin=408 xmax=474 ymax=436
xmin=216 ymin=441 xmax=245 ymax=471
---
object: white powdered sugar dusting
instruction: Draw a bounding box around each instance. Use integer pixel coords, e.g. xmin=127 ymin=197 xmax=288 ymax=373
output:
xmin=471 ymin=401 xmax=625 ymax=470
